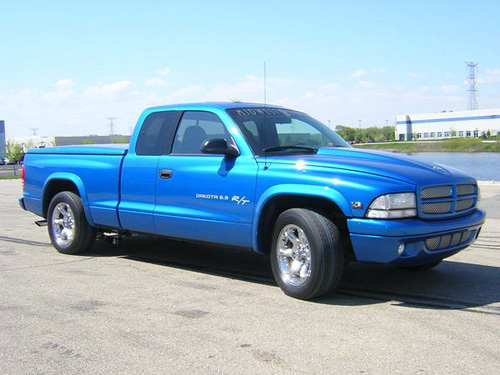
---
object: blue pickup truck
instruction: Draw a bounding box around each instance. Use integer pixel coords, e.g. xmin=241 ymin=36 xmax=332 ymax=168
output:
xmin=19 ymin=102 xmax=486 ymax=300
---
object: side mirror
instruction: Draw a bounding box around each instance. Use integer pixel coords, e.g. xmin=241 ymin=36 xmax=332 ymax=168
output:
xmin=201 ymin=138 xmax=240 ymax=158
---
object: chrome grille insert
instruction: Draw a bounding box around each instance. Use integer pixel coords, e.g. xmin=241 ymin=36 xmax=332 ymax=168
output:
xmin=456 ymin=198 xmax=475 ymax=211
xmin=419 ymin=183 xmax=478 ymax=219
xmin=422 ymin=202 xmax=452 ymax=214
xmin=425 ymin=230 xmax=471 ymax=251
xmin=457 ymin=184 xmax=475 ymax=196
xmin=421 ymin=185 xmax=452 ymax=199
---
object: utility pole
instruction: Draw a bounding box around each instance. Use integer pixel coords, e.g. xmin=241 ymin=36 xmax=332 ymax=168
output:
xmin=465 ymin=62 xmax=479 ymax=110
xmin=107 ymin=117 xmax=116 ymax=136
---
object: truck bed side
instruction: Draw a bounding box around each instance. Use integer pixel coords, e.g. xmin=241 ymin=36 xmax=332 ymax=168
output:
xmin=23 ymin=144 xmax=128 ymax=228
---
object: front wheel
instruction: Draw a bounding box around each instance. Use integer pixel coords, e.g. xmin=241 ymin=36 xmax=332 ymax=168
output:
xmin=270 ymin=209 xmax=345 ymax=300
xmin=47 ymin=191 xmax=96 ymax=255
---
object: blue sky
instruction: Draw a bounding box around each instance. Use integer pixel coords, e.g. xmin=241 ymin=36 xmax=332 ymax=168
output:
xmin=1 ymin=0 xmax=500 ymax=138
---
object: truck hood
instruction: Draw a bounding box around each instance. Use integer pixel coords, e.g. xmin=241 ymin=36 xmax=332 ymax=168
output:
xmin=259 ymin=147 xmax=475 ymax=185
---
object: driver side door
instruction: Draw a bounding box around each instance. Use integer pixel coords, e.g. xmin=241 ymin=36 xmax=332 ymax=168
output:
xmin=153 ymin=110 xmax=258 ymax=248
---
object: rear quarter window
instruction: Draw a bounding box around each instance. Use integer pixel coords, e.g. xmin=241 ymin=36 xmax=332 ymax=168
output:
xmin=136 ymin=111 xmax=180 ymax=155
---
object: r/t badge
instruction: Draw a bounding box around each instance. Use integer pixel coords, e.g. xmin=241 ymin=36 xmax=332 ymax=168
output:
xmin=232 ymin=195 xmax=250 ymax=205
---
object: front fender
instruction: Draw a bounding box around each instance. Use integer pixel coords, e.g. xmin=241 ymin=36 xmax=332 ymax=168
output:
xmin=252 ymin=184 xmax=352 ymax=251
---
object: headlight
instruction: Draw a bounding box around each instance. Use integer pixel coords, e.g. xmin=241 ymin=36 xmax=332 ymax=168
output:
xmin=366 ymin=193 xmax=417 ymax=219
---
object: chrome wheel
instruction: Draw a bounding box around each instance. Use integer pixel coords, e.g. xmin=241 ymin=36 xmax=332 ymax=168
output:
xmin=271 ymin=209 xmax=345 ymax=300
xmin=47 ymin=192 xmax=96 ymax=254
xmin=51 ymin=202 xmax=76 ymax=247
xmin=276 ymin=224 xmax=312 ymax=287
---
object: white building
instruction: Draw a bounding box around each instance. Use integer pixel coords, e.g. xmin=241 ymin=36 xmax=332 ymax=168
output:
xmin=12 ymin=136 xmax=56 ymax=150
xmin=395 ymin=109 xmax=500 ymax=141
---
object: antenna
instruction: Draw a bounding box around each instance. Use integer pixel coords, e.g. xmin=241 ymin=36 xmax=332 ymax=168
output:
xmin=465 ymin=62 xmax=479 ymax=110
xmin=107 ymin=116 xmax=116 ymax=136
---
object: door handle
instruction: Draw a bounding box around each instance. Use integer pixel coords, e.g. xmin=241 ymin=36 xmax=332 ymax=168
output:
xmin=159 ymin=169 xmax=173 ymax=179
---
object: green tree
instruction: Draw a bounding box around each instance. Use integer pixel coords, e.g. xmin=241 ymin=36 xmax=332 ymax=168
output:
xmin=335 ymin=125 xmax=356 ymax=141
xmin=336 ymin=124 xmax=395 ymax=143
xmin=5 ymin=141 xmax=24 ymax=163
xmin=364 ymin=127 xmax=378 ymax=142
xmin=381 ymin=126 xmax=396 ymax=141
xmin=354 ymin=129 xmax=367 ymax=143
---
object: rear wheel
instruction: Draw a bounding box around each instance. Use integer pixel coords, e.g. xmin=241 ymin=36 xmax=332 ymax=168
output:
xmin=47 ymin=191 xmax=96 ymax=255
xmin=270 ymin=209 xmax=344 ymax=300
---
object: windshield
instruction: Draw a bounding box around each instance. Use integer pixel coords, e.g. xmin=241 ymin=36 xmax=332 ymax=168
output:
xmin=227 ymin=107 xmax=350 ymax=155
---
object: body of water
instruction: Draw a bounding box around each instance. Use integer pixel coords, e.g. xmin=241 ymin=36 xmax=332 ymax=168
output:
xmin=410 ymin=152 xmax=500 ymax=181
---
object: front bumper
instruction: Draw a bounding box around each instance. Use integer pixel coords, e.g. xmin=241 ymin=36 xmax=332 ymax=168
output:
xmin=347 ymin=209 xmax=486 ymax=266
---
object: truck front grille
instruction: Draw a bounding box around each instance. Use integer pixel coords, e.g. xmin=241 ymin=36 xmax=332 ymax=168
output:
xmin=419 ymin=183 xmax=478 ymax=219
xmin=425 ymin=229 xmax=473 ymax=251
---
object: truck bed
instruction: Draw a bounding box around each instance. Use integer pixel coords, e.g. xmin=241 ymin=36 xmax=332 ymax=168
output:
xmin=27 ymin=144 xmax=129 ymax=155
xmin=23 ymin=144 xmax=129 ymax=228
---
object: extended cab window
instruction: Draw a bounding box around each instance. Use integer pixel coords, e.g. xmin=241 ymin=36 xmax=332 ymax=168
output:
xmin=171 ymin=111 xmax=234 ymax=154
xmin=136 ymin=111 xmax=180 ymax=155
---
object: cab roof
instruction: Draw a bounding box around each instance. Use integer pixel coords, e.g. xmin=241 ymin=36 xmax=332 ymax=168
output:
xmin=146 ymin=102 xmax=285 ymax=112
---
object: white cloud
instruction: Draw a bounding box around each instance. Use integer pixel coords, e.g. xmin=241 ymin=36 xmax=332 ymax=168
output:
xmin=156 ymin=67 xmax=171 ymax=76
xmin=350 ymin=70 xmax=367 ymax=78
xmin=168 ymin=85 xmax=204 ymax=100
xmin=55 ymin=79 xmax=75 ymax=90
xmin=4 ymin=65 xmax=500 ymax=138
xmin=85 ymin=81 xmax=134 ymax=99
xmin=320 ymin=82 xmax=340 ymax=91
xmin=145 ymin=78 xmax=167 ymax=87
xmin=355 ymin=80 xmax=378 ymax=89
xmin=481 ymin=68 xmax=500 ymax=84
xmin=42 ymin=80 xmax=78 ymax=103
xmin=18 ymin=88 xmax=40 ymax=99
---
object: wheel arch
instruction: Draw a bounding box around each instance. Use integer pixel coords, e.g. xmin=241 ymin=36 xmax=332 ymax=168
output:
xmin=254 ymin=191 xmax=355 ymax=261
xmin=42 ymin=173 xmax=94 ymax=226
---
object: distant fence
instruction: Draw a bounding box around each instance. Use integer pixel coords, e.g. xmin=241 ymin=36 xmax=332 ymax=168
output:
xmin=0 ymin=164 xmax=22 ymax=178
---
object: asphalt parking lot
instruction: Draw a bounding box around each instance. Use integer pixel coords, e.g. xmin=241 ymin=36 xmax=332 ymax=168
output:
xmin=1 ymin=179 xmax=499 ymax=374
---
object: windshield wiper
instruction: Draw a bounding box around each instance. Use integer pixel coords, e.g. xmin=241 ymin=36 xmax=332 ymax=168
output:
xmin=263 ymin=145 xmax=318 ymax=153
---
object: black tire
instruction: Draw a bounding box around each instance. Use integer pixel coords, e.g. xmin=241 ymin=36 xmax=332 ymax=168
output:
xmin=270 ymin=208 xmax=345 ymax=300
xmin=47 ymin=191 xmax=96 ymax=255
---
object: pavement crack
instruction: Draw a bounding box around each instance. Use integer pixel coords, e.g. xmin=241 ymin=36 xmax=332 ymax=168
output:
xmin=0 ymin=256 xmax=96 ymax=272
xmin=0 ymin=235 xmax=50 ymax=247
xmin=338 ymin=287 xmax=500 ymax=316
